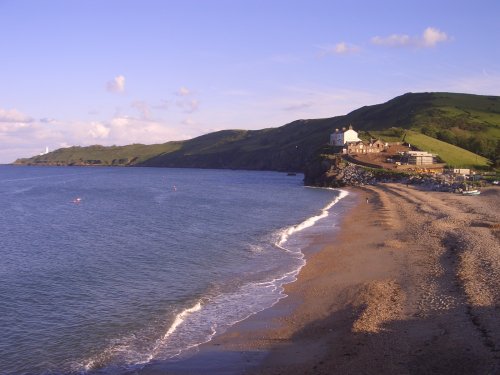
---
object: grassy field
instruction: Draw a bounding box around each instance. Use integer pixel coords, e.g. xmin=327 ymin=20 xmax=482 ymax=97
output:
xmin=367 ymin=128 xmax=491 ymax=169
xmin=365 ymin=128 xmax=404 ymax=143
xmin=403 ymin=131 xmax=490 ymax=169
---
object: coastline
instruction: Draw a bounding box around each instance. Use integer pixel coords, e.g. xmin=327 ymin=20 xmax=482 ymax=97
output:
xmin=139 ymin=184 xmax=499 ymax=375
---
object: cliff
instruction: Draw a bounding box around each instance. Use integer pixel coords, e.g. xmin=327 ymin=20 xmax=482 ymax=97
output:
xmin=303 ymin=154 xmax=377 ymax=187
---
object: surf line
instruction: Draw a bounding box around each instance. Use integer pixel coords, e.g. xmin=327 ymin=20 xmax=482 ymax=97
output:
xmin=146 ymin=300 xmax=203 ymax=362
xmin=139 ymin=189 xmax=350 ymax=367
xmin=276 ymin=188 xmax=349 ymax=253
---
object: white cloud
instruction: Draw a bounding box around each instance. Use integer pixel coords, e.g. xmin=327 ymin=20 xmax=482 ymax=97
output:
xmin=371 ymin=34 xmax=411 ymax=47
xmin=371 ymin=27 xmax=449 ymax=48
xmin=0 ymin=112 xmax=197 ymax=163
xmin=105 ymin=116 xmax=191 ymax=144
xmin=422 ymin=27 xmax=449 ymax=47
xmin=0 ymin=108 xmax=34 ymax=123
xmin=334 ymin=42 xmax=359 ymax=54
xmin=318 ymin=42 xmax=360 ymax=56
xmin=176 ymin=86 xmax=191 ymax=96
xmin=0 ymin=122 xmax=32 ymax=133
xmin=63 ymin=117 xmax=190 ymax=148
xmin=88 ymin=122 xmax=111 ymax=139
xmin=109 ymin=117 xmax=129 ymax=128
xmin=106 ymin=75 xmax=126 ymax=93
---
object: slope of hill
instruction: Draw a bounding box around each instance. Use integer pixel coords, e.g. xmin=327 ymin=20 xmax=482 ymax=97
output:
xmin=15 ymin=92 xmax=499 ymax=170
xmin=14 ymin=143 xmax=183 ymax=166
xmin=403 ymin=130 xmax=490 ymax=168
xmin=349 ymin=92 xmax=499 ymax=162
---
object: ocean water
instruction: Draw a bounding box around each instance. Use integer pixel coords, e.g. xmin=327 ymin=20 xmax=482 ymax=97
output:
xmin=0 ymin=166 xmax=347 ymax=375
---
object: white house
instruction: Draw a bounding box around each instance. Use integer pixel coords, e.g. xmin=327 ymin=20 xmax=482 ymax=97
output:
xmin=330 ymin=125 xmax=361 ymax=146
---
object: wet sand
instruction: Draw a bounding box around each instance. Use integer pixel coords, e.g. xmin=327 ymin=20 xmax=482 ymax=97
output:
xmin=140 ymin=184 xmax=500 ymax=375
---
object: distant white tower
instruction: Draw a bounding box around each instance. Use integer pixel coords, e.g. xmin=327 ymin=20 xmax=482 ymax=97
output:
xmin=40 ymin=146 xmax=49 ymax=156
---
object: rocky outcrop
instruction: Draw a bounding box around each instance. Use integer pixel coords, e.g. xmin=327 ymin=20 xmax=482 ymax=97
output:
xmin=303 ymin=154 xmax=377 ymax=187
xmin=304 ymin=153 xmax=489 ymax=192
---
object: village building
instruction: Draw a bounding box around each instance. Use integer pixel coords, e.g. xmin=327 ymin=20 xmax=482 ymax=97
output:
xmin=448 ymin=168 xmax=471 ymax=176
xmin=329 ymin=125 xmax=386 ymax=154
xmin=344 ymin=139 xmax=386 ymax=154
xmin=407 ymin=151 xmax=434 ymax=165
xmin=330 ymin=125 xmax=361 ymax=146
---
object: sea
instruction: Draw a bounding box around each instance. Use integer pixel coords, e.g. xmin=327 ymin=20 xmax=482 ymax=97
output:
xmin=0 ymin=165 xmax=349 ymax=375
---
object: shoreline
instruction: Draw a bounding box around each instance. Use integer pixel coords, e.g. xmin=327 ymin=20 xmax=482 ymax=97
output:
xmin=137 ymin=187 xmax=354 ymax=374
xmin=139 ymin=184 xmax=499 ymax=375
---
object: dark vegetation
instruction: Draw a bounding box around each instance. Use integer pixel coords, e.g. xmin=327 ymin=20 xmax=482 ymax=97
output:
xmin=15 ymin=92 xmax=500 ymax=170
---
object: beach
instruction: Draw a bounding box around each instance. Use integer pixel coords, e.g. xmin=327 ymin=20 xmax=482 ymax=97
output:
xmin=140 ymin=183 xmax=499 ymax=375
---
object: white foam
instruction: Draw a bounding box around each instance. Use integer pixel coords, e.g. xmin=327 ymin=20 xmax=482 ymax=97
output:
xmin=147 ymin=301 xmax=203 ymax=361
xmin=163 ymin=302 xmax=203 ymax=339
xmin=79 ymin=188 xmax=350 ymax=373
xmin=277 ymin=189 xmax=349 ymax=250
xmin=142 ymin=188 xmax=350 ymax=364
xmin=79 ymin=301 xmax=204 ymax=373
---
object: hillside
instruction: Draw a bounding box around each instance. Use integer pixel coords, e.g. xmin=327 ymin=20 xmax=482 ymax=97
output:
xmin=351 ymin=92 xmax=499 ymax=163
xmin=15 ymin=92 xmax=500 ymax=170
xmin=403 ymin=130 xmax=490 ymax=168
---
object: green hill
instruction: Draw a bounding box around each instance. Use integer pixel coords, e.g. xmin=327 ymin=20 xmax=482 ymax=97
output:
xmin=15 ymin=92 xmax=500 ymax=170
xmin=14 ymin=143 xmax=182 ymax=166
xmin=349 ymin=92 xmax=499 ymax=163
xmin=403 ymin=130 xmax=490 ymax=168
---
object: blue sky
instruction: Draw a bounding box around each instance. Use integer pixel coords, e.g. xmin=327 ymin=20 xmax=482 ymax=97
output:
xmin=1 ymin=0 xmax=499 ymax=163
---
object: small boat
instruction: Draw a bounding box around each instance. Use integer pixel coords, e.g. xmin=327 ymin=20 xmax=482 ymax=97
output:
xmin=462 ymin=189 xmax=481 ymax=196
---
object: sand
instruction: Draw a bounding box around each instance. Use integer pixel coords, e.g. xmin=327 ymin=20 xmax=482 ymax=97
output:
xmin=139 ymin=184 xmax=500 ymax=375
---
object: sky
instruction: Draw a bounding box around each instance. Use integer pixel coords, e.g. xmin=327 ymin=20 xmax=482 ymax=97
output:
xmin=1 ymin=0 xmax=499 ymax=163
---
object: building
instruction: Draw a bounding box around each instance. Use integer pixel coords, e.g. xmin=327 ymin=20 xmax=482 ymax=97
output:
xmin=366 ymin=139 xmax=386 ymax=151
xmin=329 ymin=125 xmax=387 ymax=154
xmin=344 ymin=139 xmax=386 ymax=154
xmin=449 ymin=168 xmax=471 ymax=175
xmin=330 ymin=125 xmax=361 ymax=146
xmin=407 ymin=151 xmax=434 ymax=165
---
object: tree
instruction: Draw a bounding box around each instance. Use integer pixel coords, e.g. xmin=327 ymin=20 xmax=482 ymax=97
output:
xmin=421 ymin=124 xmax=438 ymax=138
xmin=493 ymin=140 xmax=500 ymax=168
xmin=437 ymin=129 xmax=457 ymax=145
xmin=391 ymin=127 xmax=405 ymax=139
xmin=468 ymin=135 xmax=495 ymax=158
